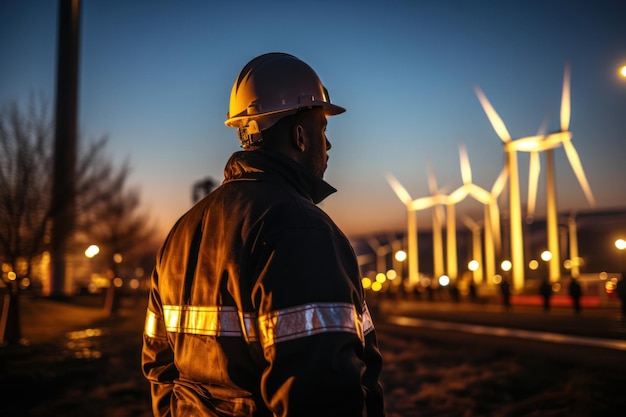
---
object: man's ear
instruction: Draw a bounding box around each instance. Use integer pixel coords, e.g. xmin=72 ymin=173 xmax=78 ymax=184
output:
xmin=293 ymin=124 xmax=306 ymax=152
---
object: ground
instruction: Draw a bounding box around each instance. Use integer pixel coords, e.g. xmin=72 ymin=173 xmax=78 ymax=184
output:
xmin=1 ymin=295 xmax=625 ymax=416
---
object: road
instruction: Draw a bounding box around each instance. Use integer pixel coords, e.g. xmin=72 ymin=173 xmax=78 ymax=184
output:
xmin=373 ymin=297 xmax=626 ymax=371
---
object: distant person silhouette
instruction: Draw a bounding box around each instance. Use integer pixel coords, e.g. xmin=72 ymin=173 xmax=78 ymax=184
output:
xmin=449 ymin=282 xmax=460 ymax=303
xmin=500 ymin=277 xmax=511 ymax=310
xmin=616 ymin=275 xmax=626 ymax=321
xmin=568 ymin=277 xmax=582 ymax=314
xmin=468 ymin=279 xmax=478 ymax=303
xmin=539 ymin=278 xmax=552 ymax=312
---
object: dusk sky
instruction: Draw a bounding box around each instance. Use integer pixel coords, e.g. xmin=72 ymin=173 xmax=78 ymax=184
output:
xmin=2 ymin=1 xmax=625 ymax=240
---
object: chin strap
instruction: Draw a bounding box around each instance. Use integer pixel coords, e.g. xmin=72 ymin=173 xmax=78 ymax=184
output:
xmin=238 ymin=120 xmax=264 ymax=149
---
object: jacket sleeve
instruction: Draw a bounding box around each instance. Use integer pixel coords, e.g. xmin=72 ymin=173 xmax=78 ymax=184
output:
xmin=141 ymin=267 xmax=178 ymax=417
xmin=252 ymin=226 xmax=385 ymax=416
xmin=362 ymin=316 xmax=385 ymax=416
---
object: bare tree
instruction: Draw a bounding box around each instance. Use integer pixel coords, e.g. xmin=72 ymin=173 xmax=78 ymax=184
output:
xmin=0 ymin=96 xmax=158 ymax=342
xmin=0 ymin=97 xmax=53 ymax=286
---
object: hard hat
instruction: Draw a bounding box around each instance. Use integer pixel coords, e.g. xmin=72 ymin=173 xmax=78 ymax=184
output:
xmin=225 ymin=52 xmax=346 ymax=148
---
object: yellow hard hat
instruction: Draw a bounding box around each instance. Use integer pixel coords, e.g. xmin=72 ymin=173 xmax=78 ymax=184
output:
xmin=225 ymin=52 xmax=345 ymax=148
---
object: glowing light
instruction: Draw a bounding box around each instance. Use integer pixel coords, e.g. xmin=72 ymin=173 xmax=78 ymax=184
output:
xmin=371 ymin=282 xmax=382 ymax=292
xmin=386 ymin=269 xmax=397 ymax=280
xmin=113 ymin=277 xmax=123 ymax=288
xmin=615 ymin=238 xmax=626 ymax=250
xmin=528 ymin=260 xmax=539 ymax=270
xmin=7 ymin=271 xmax=16 ymax=281
xmin=620 ymin=65 xmax=626 ymax=78
xmin=541 ymin=250 xmax=552 ymax=262
xmin=605 ymin=280 xmax=616 ymax=294
xmin=375 ymin=273 xmax=386 ymax=284
xmin=68 ymin=328 xmax=103 ymax=339
xmin=438 ymin=275 xmax=450 ymax=287
xmin=468 ymin=260 xmax=479 ymax=272
xmin=501 ymin=260 xmax=512 ymax=272
xmin=362 ymin=277 xmax=372 ymax=289
xmin=85 ymin=244 xmax=100 ymax=258
xmin=394 ymin=250 xmax=407 ymax=262
xmin=113 ymin=253 xmax=123 ymax=263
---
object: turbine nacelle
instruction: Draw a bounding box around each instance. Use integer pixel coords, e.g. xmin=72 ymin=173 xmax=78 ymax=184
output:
xmin=503 ymin=131 xmax=572 ymax=153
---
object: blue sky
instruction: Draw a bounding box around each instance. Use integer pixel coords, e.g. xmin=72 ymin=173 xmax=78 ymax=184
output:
xmin=2 ymin=0 xmax=625 ymax=240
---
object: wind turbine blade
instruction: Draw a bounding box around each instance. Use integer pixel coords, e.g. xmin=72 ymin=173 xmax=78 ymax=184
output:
xmin=491 ymin=166 xmax=509 ymax=198
xmin=366 ymin=237 xmax=380 ymax=251
xmin=527 ymin=151 xmax=541 ymax=218
xmin=411 ymin=195 xmax=440 ymax=211
xmin=447 ymin=185 xmax=468 ymax=205
xmin=459 ymin=143 xmax=472 ymax=185
xmin=427 ymin=161 xmax=438 ymax=194
xmin=562 ymin=140 xmax=596 ymax=206
xmin=561 ymin=62 xmax=571 ymax=132
xmin=537 ymin=111 xmax=551 ymax=136
xmin=385 ymin=173 xmax=413 ymax=205
xmin=461 ymin=214 xmax=479 ymax=230
xmin=474 ymin=85 xmax=511 ymax=142
xmin=356 ymin=253 xmax=374 ymax=265
xmin=466 ymin=183 xmax=491 ymax=204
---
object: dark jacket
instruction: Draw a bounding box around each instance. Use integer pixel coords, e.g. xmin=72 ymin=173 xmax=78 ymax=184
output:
xmin=142 ymin=149 xmax=385 ymax=416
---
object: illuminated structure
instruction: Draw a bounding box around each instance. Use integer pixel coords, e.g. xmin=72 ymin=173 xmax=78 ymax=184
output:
xmin=474 ymin=86 xmax=526 ymax=290
xmin=473 ymin=64 xmax=595 ymax=290
xmin=450 ymin=144 xmax=507 ymax=284
xmin=386 ymin=173 xmax=447 ymax=286
xmin=523 ymin=64 xmax=596 ymax=282
xmin=461 ymin=215 xmax=483 ymax=283
xmin=366 ymin=236 xmax=392 ymax=274
xmin=426 ymin=162 xmax=447 ymax=280
xmin=387 ymin=144 xmax=505 ymax=285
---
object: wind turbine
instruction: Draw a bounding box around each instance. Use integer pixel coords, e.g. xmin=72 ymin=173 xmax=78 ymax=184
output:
xmin=456 ymin=143 xmax=508 ymax=284
xmin=386 ymin=174 xmax=446 ymax=286
xmin=474 ymin=85 xmax=532 ymax=291
xmin=426 ymin=162 xmax=447 ymax=280
xmin=366 ymin=236 xmax=392 ymax=274
xmin=524 ymin=63 xmax=596 ymax=282
xmin=461 ymin=214 xmax=483 ymax=283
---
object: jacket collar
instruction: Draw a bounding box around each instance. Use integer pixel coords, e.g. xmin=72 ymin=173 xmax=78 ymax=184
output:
xmin=223 ymin=149 xmax=337 ymax=204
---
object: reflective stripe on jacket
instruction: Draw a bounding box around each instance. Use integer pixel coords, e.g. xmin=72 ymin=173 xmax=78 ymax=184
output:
xmin=141 ymin=149 xmax=385 ymax=417
xmin=145 ymin=301 xmax=375 ymax=348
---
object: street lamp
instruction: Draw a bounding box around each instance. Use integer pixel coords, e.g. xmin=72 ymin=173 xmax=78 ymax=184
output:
xmin=501 ymin=260 xmax=512 ymax=272
xmin=394 ymin=250 xmax=407 ymax=263
xmin=84 ymin=244 xmax=100 ymax=258
xmin=541 ymin=250 xmax=553 ymax=262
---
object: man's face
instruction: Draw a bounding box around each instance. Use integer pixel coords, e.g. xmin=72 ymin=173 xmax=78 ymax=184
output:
xmin=301 ymin=108 xmax=331 ymax=178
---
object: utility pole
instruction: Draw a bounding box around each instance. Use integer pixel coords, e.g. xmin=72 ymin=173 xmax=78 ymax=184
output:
xmin=49 ymin=0 xmax=81 ymax=297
